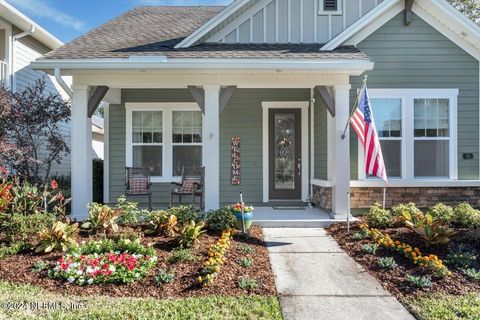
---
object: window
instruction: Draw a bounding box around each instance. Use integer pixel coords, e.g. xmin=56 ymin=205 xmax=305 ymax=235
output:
xmin=358 ymin=89 xmax=458 ymax=181
xmin=172 ymin=111 xmax=203 ymax=176
xmin=132 ymin=111 xmax=163 ymax=175
xmin=318 ymin=0 xmax=342 ymax=15
xmin=126 ymin=103 xmax=203 ymax=182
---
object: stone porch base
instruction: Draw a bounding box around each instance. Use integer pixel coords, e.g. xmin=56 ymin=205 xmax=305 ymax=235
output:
xmin=312 ymin=185 xmax=480 ymax=211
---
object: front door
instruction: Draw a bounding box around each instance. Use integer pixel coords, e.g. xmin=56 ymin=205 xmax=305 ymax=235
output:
xmin=269 ymin=109 xmax=302 ymax=200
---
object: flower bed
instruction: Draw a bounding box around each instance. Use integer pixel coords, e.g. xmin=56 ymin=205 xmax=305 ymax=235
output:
xmin=48 ymin=239 xmax=157 ymax=285
xmin=359 ymin=223 xmax=450 ymax=277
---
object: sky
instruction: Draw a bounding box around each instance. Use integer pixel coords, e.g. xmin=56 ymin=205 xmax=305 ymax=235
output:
xmin=6 ymin=0 xmax=232 ymax=43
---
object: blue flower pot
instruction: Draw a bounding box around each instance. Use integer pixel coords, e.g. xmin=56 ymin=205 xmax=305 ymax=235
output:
xmin=234 ymin=211 xmax=254 ymax=231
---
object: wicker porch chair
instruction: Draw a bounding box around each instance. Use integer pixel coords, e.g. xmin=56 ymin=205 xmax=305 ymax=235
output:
xmin=125 ymin=167 xmax=152 ymax=211
xmin=170 ymin=167 xmax=204 ymax=210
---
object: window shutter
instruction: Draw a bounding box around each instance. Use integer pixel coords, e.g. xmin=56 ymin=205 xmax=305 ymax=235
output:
xmin=324 ymin=0 xmax=338 ymax=11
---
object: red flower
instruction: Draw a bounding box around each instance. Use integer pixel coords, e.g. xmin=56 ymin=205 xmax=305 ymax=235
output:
xmin=102 ymin=263 xmax=109 ymax=269
xmin=50 ymin=179 xmax=59 ymax=190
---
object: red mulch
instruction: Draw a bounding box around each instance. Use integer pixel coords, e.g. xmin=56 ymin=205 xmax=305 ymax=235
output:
xmin=0 ymin=226 xmax=276 ymax=298
xmin=326 ymin=218 xmax=480 ymax=302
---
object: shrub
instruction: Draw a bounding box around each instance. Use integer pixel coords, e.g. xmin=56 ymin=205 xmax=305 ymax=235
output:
xmin=32 ymin=260 xmax=49 ymax=272
xmin=177 ymin=220 xmax=206 ymax=248
xmin=392 ymin=203 xmax=422 ymax=217
xmin=1 ymin=212 xmax=56 ymax=243
xmin=155 ymin=269 xmax=175 ymax=286
xmin=167 ymin=206 xmax=198 ymax=227
xmin=428 ymin=203 xmax=455 ymax=225
xmin=205 ymin=208 xmax=236 ymax=232
xmin=145 ymin=210 xmax=178 ymax=237
xmin=462 ymin=268 xmax=480 ymax=281
xmin=454 ymin=203 xmax=480 ymax=228
xmin=238 ymin=243 xmax=255 ymax=254
xmin=82 ymin=203 xmax=122 ymax=235
xmin=36 ymin=221 xmax=79 ymax=253
xmin=361 ymin=243 xmax=379 ymax=254
xmin=111 ymin=227 xmax=143 ymax=242
xmin=0 ymin=241 xmax=30 ymax=260
xmin=237 ymin=257 xmax=253 ymax=268
xmin=377 ymin=257 xmax=398 ymax=269
xmin=406 ymin=275 xmax=433 ymax=288
xmin=404 ymin=213 xmax=457 ymax=248
xmin=366 ymin=203 xmax=393 ymax=228
xmin=446 ymin=244 xmax=477 ymax=269
xmin=116 ymin=196 xmax=149 ymax=225
xmin=238 ymin=276 xmax=259 ymax=290
xmin=167 ymin=248 xmax=196 ymax=264
xmin=351 ymin=229 xmax=368 ymax=241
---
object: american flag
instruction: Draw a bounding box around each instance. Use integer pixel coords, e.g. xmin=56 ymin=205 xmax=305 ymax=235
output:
xmin=351 ymin=85 xmax=388 ymax=184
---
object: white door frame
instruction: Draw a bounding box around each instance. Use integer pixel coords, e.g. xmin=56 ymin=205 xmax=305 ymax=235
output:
xmin=262 ymin=101 xmax=310 ymax=203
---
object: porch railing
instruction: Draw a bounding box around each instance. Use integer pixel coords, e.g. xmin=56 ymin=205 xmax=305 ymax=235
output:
xmin=0 ymin=60 xmax=7 ymax=88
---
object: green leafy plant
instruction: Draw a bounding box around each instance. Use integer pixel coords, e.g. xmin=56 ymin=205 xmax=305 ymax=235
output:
xmin=403 ymin=213 xmax=457 ymax=247
xmin=366 ymin=203 xmax=393 ymax=228
xmin=167 ymin=248 xmax=196 ymax=264
xmin=406 ymin=274 xmax=433 ymax=288
xmin=238 ymin=243 xmax=255 ymax=254
xmin=82 ymin=203 xmax=122 ymax=235
xmin=237 ymin=257 xmax=253 ymax=268
xmin=351 ymin=229 xmax=368 ymax=241
xmin=68 ymin=238 xmax=155 ymax=257
xmin=454 ymin=203 xmax=480 ymax=228
xmin=155 ymin=269 xmax=175 ymax=286
xmin=1 ymin=212 xmax=56 ymax=243
xmin=32 ymin=260 xmax=49 ymax=272
xmin=0 ymin=241 xmax=31 ymax=260
xmin=392 ymin=203 xmax=422 ymax=217
xmin=205 ymin=208 xmax=236 ymax=232
xmin=111 ymin=226 xmax=143 ymax=242
xmin=377 ymin=257 xmax=398 ymax=269
xmin=116 ymin=196 xmax=148 ymax=225
xmin=167 ymin=206 xmax=198 ymax=227
xmin=446 ymin=244 xmax=477 ymax=269
xmin=36 ymin=221 xmax=79 ymax=253
xmin=238 ymin=276 xmax=259 ymax=290
xmin=428 ymin=203 xmax=455 ymax=225
xmin=145 ymin=210 xmax=178 ymax=237
xmin=177 ymin=220 xmax=206 ymax=248
xmin=361 ymin=243 xmax=379 ymax=254
xmin=462 ymin=268 xmax=480 ymax=281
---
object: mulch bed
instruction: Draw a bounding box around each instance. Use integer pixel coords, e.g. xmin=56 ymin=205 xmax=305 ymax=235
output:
xmin=326 ymin=219 xmax=480 ymax=302
xmin=0 ymin=226 xmax=276 ymax=298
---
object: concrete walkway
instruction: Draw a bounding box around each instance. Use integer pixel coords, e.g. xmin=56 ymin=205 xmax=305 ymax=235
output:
xmin=264 ymin=228 xmax=414 ymax=320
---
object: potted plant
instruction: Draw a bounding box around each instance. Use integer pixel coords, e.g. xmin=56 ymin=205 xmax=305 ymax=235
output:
xmin=228 ymin=202 xmax=254 ymax=232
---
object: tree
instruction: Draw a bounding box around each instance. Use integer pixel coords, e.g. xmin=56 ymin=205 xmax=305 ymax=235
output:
xmin=447 ymin=0 xmax=480 ymax=25
xmin=0 ymin=79 xmax=71 ymax=184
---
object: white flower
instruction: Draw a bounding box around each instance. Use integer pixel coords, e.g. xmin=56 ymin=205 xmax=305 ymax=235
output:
xmin=87 ymin=278 xmax=94 ymax=285
xmin=109 ymin=265 xmax=116 ymax=272
xmin=67 ymin=276 xmax=75 ymax=283
xmin=76 ymin=270 xmax=83 ymax=276
xmin=151 ymin=256 xmax=158 ymax=261
xmin=114 ymin=251 xmax=120 ymax=255
xmin=86 ymin=266 xmax=94 ymax=274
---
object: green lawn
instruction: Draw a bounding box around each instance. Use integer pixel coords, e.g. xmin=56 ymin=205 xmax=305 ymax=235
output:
xmin=407 ymin=293 xmax=480 ymax=320
xmin=0 ymin=281 xmax=283 ymax=320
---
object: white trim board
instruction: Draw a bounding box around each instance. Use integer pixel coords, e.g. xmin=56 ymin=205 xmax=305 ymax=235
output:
xmin=261 ymin=101 xmax=310 ymax=203
xmin=310 ymin=179 xmax=480 ymax=188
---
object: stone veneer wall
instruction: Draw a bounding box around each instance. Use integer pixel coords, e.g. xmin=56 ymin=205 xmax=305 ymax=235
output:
xmin=312 ymin=185 xmax=480 ymax=210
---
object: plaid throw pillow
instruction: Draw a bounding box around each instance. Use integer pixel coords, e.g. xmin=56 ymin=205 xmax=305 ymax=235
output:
xmin=128 ymin=177 xmax=148 ymax=194
xmin=179 ymin=179 xmax=200 ymax=193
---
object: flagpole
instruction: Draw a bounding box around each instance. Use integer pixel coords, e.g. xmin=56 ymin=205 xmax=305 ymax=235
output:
xmin=382 ymin=187 xmax=386 ymax=210
xmin=341 ymin=75 xmax=368 ymax=140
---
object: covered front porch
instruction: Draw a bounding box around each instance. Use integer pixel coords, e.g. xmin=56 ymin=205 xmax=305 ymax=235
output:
xmin=45 ymin=60 xmax=373 ymax=220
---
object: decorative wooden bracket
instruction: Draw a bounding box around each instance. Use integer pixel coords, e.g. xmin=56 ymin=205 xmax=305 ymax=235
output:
xmin=314 ymin=86 xmax=335 ymax=117
xmin=404 ymin=0 xmax=414 ymax=25
xmin=188 ymin=85 xmax=237 ymax=114
xmin=87 ymin=86 xmax=109 ymax=118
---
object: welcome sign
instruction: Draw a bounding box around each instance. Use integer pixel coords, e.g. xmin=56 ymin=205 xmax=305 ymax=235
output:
xmin=231 ymin=136 xmax=240 ymax=185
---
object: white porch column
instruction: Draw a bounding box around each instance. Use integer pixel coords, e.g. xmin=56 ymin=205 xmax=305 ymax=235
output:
xmin=203 ymin=85 xmax=220 ymax=210
xmin=331 ymin=84 xmax=351 ymax=218
xmin=71 ymin=85 xmax=92 ymax=220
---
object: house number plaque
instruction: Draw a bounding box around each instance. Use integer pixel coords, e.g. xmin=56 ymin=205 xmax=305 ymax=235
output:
xmin=231 ymin=136 xmax=240 ymax=185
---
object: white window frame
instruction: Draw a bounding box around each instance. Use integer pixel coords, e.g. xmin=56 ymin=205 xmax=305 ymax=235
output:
xmin=318 ymin=0 xmax=342 ymax=15
xmin=358 ymin=89 xmax=458 ymax=182
xmin=126 ymin=102 xmax=202 ymax=183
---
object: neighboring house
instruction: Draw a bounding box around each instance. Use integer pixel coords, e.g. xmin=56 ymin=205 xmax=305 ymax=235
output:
xmin=32 ymin=0 xmax=480 ymax=219
xmin=0 ymin=0 xmax=104 ymax=178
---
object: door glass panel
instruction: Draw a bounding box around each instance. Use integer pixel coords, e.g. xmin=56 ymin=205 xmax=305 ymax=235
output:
xmin=274 ymin=113 xmax=296 ymax=190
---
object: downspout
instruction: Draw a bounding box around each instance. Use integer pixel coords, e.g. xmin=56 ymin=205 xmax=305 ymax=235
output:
xmin=12 ymin=25 xmax=35 ymax=91
xmin=54 ymin=67 xmax=73 ymax=98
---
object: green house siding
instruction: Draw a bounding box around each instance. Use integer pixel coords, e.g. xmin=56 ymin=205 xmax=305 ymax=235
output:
xmin=220 ymin=89 xmax=310 ymax=205
xmin=314 ymin=92 xmax=328 ymax=180
xmin=350 ymin=12 xmax=480 ymax=180
xmin=109 ymin=88 xmax=310 ymax=207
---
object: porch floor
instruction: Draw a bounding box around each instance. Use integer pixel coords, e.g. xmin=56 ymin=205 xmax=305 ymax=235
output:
xmin=253 ymin=207 xmax=357 ymax=228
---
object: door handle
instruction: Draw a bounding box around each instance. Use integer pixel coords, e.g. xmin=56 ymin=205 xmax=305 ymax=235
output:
xmin=297 ymin=156 xmax=301 ymax=175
